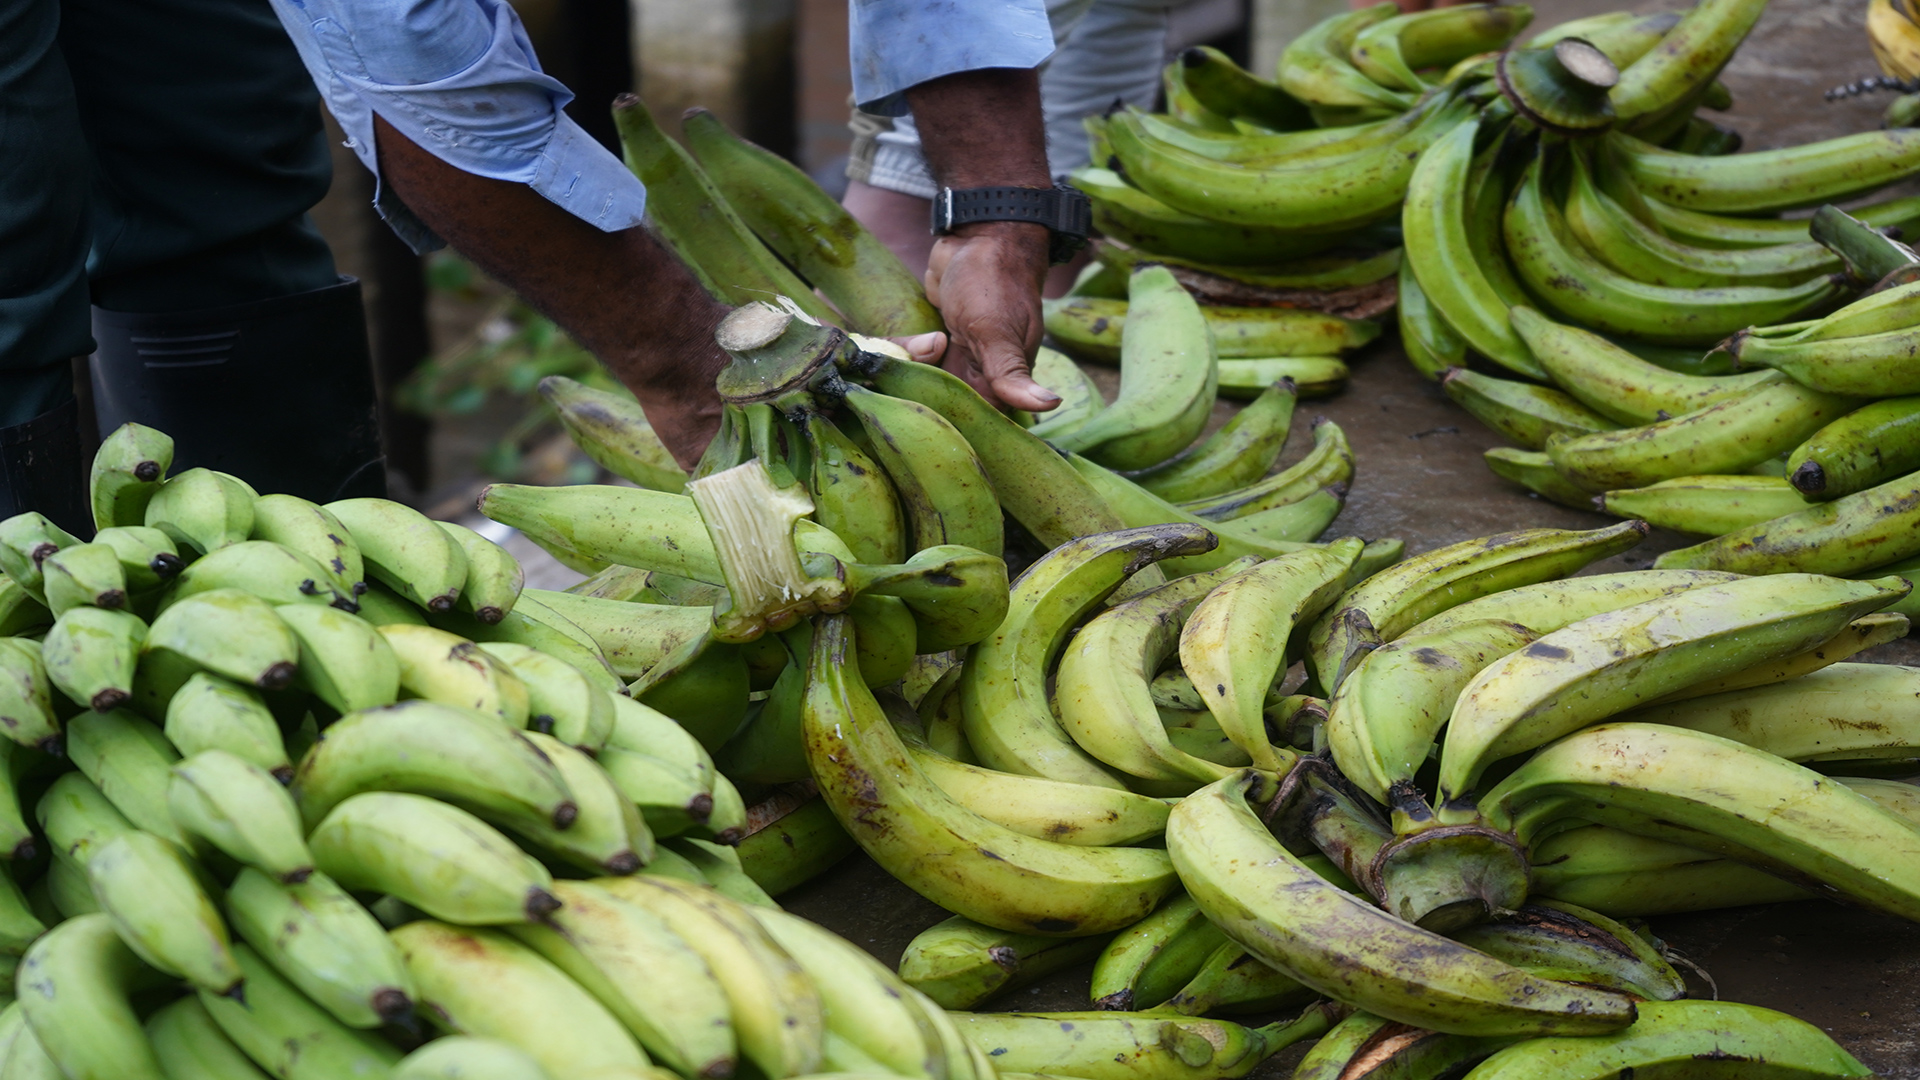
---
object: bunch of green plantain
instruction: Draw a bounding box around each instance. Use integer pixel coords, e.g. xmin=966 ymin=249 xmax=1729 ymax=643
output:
xmin=0 ymin=423 xmax=1078 ymax=1080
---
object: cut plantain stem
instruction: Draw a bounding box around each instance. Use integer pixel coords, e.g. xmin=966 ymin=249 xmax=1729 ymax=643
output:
xmin=686 ymin=461 xmax=844 ymax=642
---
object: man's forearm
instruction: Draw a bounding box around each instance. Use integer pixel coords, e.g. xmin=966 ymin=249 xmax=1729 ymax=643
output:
xmin=902 ymin=69 xmax=1058 ymax=413
xmin=370 ymin=114 xmax=726 ymax=467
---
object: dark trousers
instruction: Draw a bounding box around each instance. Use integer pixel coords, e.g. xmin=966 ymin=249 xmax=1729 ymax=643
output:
xmin=0 ymin=0 xmax=339 ymax=425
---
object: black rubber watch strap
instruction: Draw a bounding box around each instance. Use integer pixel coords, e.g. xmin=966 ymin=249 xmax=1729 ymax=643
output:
xmin=930 ymin=184 xmax=1092 ymax=263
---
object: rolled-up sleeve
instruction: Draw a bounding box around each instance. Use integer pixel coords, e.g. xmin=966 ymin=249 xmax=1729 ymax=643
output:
xmin=849 ymin=0 xmax=1055 ymax=116
xmin=269 ymin=0 xmax=648 ymax=252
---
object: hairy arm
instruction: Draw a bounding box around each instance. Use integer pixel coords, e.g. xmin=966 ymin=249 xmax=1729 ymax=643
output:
xmin=907 ymin=68 xmax=1062 ymax=414
xmin=371 ymin=114 xmax=727 ymax=469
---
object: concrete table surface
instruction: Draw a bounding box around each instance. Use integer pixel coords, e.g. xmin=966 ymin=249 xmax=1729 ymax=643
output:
xmin=786 ymin=0 xmax=1920 ymax=1074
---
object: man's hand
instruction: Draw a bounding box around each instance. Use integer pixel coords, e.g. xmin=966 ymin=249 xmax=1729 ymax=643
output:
xmin=922 ymin=221 xmax=1060 ymax=412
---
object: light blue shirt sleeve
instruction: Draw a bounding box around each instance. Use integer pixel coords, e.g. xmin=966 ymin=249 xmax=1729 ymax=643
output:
xmin=268 ymin=0 xmax=648 ymax=253
xmin=850 ymin=0 xmax=1057 ymax=116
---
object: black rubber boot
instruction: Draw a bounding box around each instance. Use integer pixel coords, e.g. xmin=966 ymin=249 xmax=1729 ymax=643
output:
xmin=90 ymin=277 xmax=388 ymax=503
xmin=0 ymin=396 xmax=89 ymax=537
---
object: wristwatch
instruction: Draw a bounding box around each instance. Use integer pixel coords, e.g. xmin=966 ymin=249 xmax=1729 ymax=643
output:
xmin=930 ymin=184 xmax=1093 ymax=264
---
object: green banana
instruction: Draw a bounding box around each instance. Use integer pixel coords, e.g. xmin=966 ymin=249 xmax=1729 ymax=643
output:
xmin=1623 ymin=662 xmax=1920 ymax=763
xmin=1607 ymin=0 xmax=1764 ymax=128
xmin=1599 ymin=474 xmax=1809 ymax=535
xmin=0 ymin=638 xmax=61 ymax=752
xmin=1481 ymin=448 xmax=1598 ymax=509
xmin=1036 ymin=267 xmax=1216 ymax=473
xmin=146 ymin=588 xmax=300 ymax=691
xmin=505 ymin=879 xmax=735 ymax=1078
xmin=40 ymin=542 xmax=128 ymax=616
xmin=1088 ymin=892 xmax=1223 ymax=1012
xmin=610 ymin=95 xmax=836 ymax=323
xmin=0 ymin=512 xmax=79 ymax=604
xmin=594 ymin=874 xmax=826 ymax=1079
xmin=163 ymin=540 xmax=353 ymax=611
xmin=354 ymin=579 xmax=428 ymax=625
xmin=43 ymin=605 xmax=146 ymax=711
xmin=226 ymin=868 xmax=415 ymax=1028
xmin=734 ymin=795 xmax=857 ymax=897
xmin=1107 ymin=89 xmax=1468 ymax=232
xmin=1177 ymin=45 xmax=1312 ymax=129
xmin=1402 ymin=118 xmax=1543 ymax=378
xmin=1180 ymin=541 xmax=1362 ymax=772
xmin=1732 ymin=322 xmax=1920 ymax=398
xmin=518 ymin=730 xmax=651 ymax=874
xmin=1280 ymin=3 xmax=1418 ymax=110
xmin=1216 ymin=357 xmax=1348 ymax=400
xmin=597 ymin=746 xmax=716 ymax=841
xmin=1351 ymin=3 xmax=1534 ymax=92
xmin=1169 ymin=772 xmax=1636 ymax=1036
xmin=89 ymin=422 xmax=173 ymax=531
xmin=748 ymin=905 xmax=950 ymax=1078
xmin=85 ymin=830 xmax=242 ymax=996
xmin=1642 ymin=612 xmax=1909 ymax=705
xmin=539 ymin=375 xmax=689 ymax=493
xmin=1399 ymin=568 xmax=1743 ymax=641
xmin=1530 ymin=10 xmax=1674 ymax=61
xmin=37 ymin=771 xmax=135 ymax=871
xmin=1070 ymin=167 xmax=1360 ymax=266
xmin=1179 ymin=418 xmax=1353 ymax=521
xmin=1508 ymin=305 xmax=1774 ymax=425
xmin=198 ymin=944 xmax=402 ymax=1080
xmin=1505 ymin=155 xmax=1846 ymax=346
xmin=437 ymin=521 xmax=523 ymax=625
xmin=0 ymin=575 xmax=52 ymax=637
xmin=901 ymin=727 xmax=1171 ymax=846
xmin=808 ymin=612 xmax=1178 ymax=934
xmin=516 ymin=589 xmax=709 ymax=682
xmin=843 ymin=346 xmax=1129 ymax=548
xmin=898 ymin=914 xmax=1110 ymax=1010
xmin=91 ymin=526 xmax=186 ymax=594
xmin=65 ymin=708 xmax=188 ymax=845
xmin=478 ymin=642 xmax=613 ymax=751
xmin=1482 ymin=722 xmax=1920 ymax=920
xmin=276 ymin=603 xmax=401 ymax=714
xmin=798 ymin=407 xmax=906 ymax=565
xmin=1441 ymin=368 xmax=1618 ymax=450
xmin=960 ymin=525 xmax=1217 ymax=789
xmin=1057 ymin=558 xmax=1260 ymax=785
xmin=682 ymin=109 xmax=940 ymax=336
xmin=1544 ymin=374 xmax=1858 ymax=491
xmin=16 ymin=913 xmax=171 ymax=1080
xmin=1328 ymin=618 xmax=1540 ymax=809
xmin=145 ymin=997 xmax=271 ymax=1080
xmin=953 ymin=1009 xmax=1321 ymax=1080
xmin=1127 ymin=380 xmax=1295 ymax=503
xmin=1042 ymin=295 xmax=1377 ymax=364
xmin=1647 ymin=191 xmax=1920 ymax=249
xmin=394 ymin=920 xmax=650 ymax=1075
xmin=1307 ymin=522 xmax=1648 ymax=694
xmin=291 ymin=699 xmax=572 ymax=832
xmin=1788 ymin=396 xmax=1920 ymax=499
xmin=840 ymin=385 xmax=1003 ymax=556
xmin=0 ymin=740 xmax=37 ymax=861
xmin=1563 ymin=151 xmax=1840 ymax=288
xmin=170 ymin=749 xmax=312 ymax=881
xmin=249 ymin=493 xmax=367 ymax=600
xmin=395 ymin=1037 xmax=547 ymax=1080
xmin=1611 ymin=127 xmax=1920 ymax=213
xmin=144 ymin=468 xmax=255 ymax=555
xmin=308 ymin=791 xmax=559 ymax=924
xmin=1158 ymin=942 xmax=1314 ymax=1017
xmin=326 ymin=498 xmax=469 ymax=613
xmin=1655 ymin=469 xmax=1920 ymax=574
xmin=1465 ymin=999 xmax=1870 ymax=1079
xmin=1450 ymin=899 xmax=1685 ymax=1000
xmin=1437 ymin=574 xmax=1905 ymax=800
xmin=380 ymin=623 xmax=531 ymax=726
xmin=1397 ymin=257 xmax=1467 ymax=379
xmin=829 ymin=545 xmax=1009 ymax=654
xmin=1015 ymin=345 xmax=1104 ymax=434
xmin=162 ymin=672 xmax=290 ymax=781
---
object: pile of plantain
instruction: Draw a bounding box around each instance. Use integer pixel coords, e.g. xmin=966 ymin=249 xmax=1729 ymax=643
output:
xmin=484 ymin=290 xmax=1916 ymax=1079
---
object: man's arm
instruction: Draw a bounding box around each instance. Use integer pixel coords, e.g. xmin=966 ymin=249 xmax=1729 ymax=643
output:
xmin=370 ymin=115 xmax=727 ymax=470
xmin=906 ymin=67 xmax=1062 ymax=414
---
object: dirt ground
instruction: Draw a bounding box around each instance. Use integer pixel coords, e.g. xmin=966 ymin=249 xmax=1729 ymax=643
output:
xmin=313 ymin=0 xmax=1920 ymax=1072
